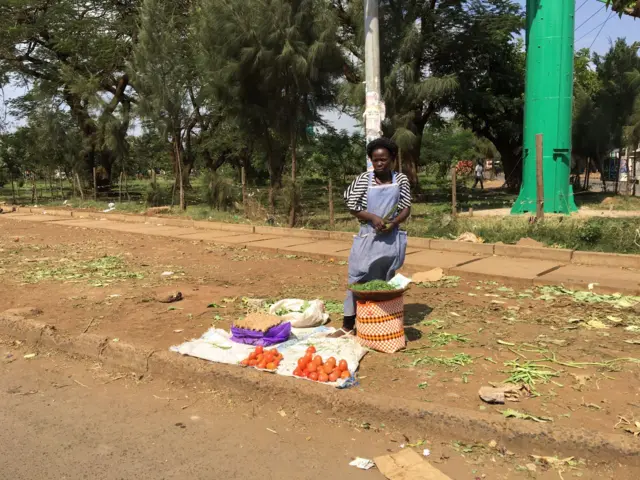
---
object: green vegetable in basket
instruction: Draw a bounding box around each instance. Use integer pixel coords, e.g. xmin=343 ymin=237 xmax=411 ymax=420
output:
xmin=350 ymin=280 xmax=398 ymax=291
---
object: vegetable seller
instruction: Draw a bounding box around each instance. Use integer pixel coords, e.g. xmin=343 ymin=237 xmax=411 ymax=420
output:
xmin=331 ymin=137 xmax=412 ymax=338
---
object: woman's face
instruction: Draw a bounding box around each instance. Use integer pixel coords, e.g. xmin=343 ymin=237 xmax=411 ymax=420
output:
xmin=371 ymin=148 xmax=393 ymax=173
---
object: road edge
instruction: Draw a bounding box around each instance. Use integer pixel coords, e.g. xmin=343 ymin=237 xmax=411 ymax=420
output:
xmin=2 ymin=310 xmax=639 ymax=466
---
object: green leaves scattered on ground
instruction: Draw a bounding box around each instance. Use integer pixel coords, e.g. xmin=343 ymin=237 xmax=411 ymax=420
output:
xmin=538 ymin=286 xmax=640 ymax=308
xmin=408 ymin=353 xmax=473 ymax=369
xmin=417 ymin=276 xmax=460 ymax=289
xmin=427 ymin=331 xmax=470 ymax=347
xmin=23 ymin=256 xmax=144 ymax=285
xmin=502 ymin=360 xmax=561 ymax=391
xmin=501 ymin=409 xmax=553 ymax=423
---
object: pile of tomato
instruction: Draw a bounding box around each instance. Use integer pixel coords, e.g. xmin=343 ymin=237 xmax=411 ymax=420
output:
xmin=293 ymin=346 xmax=350 ymax=383
xmin=240 ymin=345 xmax=283 ymax=371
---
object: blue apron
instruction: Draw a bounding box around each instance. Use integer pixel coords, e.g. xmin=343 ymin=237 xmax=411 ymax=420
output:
xmin=344 ymin=172 xmax=408 ymax=317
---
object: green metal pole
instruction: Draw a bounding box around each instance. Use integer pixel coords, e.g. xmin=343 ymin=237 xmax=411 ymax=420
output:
xmin=512 ymin=0 xmax=578 ymax=215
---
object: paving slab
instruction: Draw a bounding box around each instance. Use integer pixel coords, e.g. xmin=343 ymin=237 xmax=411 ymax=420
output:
xmin=535 ymin=264 xmax=640 ymax=295
xmin=214 ymin=234 xmax=281 ymax=245
xmin=42 ymin=219 xmax=112 ymax=228
xmin=4 ymin=215 xmax=67 ymax=223
xmin=245 ymin=237 xmax=317 ymax=252
xmin=451 ymin=256 xmax=561 ymax=285
xmin=404 ymin=250 xmax=483 ymax=270
xmin=282 ymin=240 xmax=351 ymax=256
xmin=177 ymin=231 xmax=245 ymax=241
xmin=130 ymin=226 xmax=200 ymax=237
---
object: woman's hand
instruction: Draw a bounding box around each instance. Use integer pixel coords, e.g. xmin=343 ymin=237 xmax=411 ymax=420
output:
xmin=369 ymin=214 xmax=387 ymax=231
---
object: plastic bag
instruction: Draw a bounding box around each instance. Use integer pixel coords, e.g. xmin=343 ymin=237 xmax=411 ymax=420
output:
xmin=230 ymin=322 xmax=292 ymax=346
xmin=268 ymin=299 xmax=329 ymax=328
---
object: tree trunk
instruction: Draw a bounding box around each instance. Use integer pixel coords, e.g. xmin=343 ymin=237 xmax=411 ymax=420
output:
xmin=125 ymin=173 xmax=130 ymax=201
xmin=75 ymin=172 xmax=85 ymax=201
xmin=119 ymin=171 xmax=123 ymax=203
xmin=174 ymin=139 xmax=185 ymax=211
xmin=328 ymin=178 xmax=334 ymax=229
xmin=289 ymin=131 xmax=298 ymax=228
xmin=32 ymin=173 xmax=38 ymax=204
xmin=93 ymin=167 xmax=97 ymax=201
xmin=241 ymin=166 xmax=247 ymax=211
xmin=10 ymin=173 xmax=16 ymax=205
xmin=48 ymin=168 xmax=54 ymax=200
xmin=59 ymin=172 xmax=64 ymax=200
xmin=633 ymin=150 xmax=637 ymax=197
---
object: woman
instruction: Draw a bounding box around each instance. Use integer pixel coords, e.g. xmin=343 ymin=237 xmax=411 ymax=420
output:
xmin=332 ymin=137 xmax=412 ymax=337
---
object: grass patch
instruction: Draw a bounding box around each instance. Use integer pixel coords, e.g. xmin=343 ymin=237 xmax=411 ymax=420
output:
xmin=5 ymin=176 xmax=639 ymax=253
xmin=22 ymin=255 xmax=144 ymax=285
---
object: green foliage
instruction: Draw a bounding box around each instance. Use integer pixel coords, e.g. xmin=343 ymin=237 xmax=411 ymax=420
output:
xmin=144 ymin=182 xmax=172 ymax=207
xmin=201 ymin=171 xmax=238 ymax=211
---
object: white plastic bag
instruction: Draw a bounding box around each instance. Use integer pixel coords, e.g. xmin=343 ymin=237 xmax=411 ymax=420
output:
xmin=268 ymin=299 xmax=330 ymax=328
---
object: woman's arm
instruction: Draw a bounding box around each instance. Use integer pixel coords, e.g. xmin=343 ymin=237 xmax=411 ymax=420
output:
xmin=351 ymin=210 xmax=386 ymax=230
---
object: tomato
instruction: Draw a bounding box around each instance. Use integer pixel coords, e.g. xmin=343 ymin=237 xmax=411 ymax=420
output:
xmin=255 ymin=346 xmax=264 ymax=355
xmin=269 ymin=349 xmax=278 ymax=356
xmin=293 ymin=367 xmax=303 ymax=377
xmin=306 ymin=346 xmax=316 ymax=354
xmin=340 ymin=370 xmax=350 ymax=379
xmin=249 ymin=352 xmax=257 ymax=360
xmin=303 ymin=369 xmax=311 ymax=378
xmin=328 ymin=371 xmax=340 ymax=382
xmin=304 ymin=353 xmax=313 ymax=364
xmin=266 ymin=362 xmax=276 ymax=370
xmin=313 ymin=356 xmax=323 ymax=366
xmin=318 ymin=372 xmax=329 ymax=383
xmin=264 ymin=353 xmax=274 ymax=363
xmin=258 ymin=360 xmax=267 ymax=369
xmin=309 ymin=372 xmax=319 ymax=381
xmin=326 ymin=357 xmax=337 ymax=367
xmin=256 ymin=354 xmax=264 ymax=362
xmin=322 ymin=363 xmax=333 ymax=375
xmin=240 ymin=359 xmax=250 ymax=366
xmin=297 ymin=357 xmax=308 ymax=369
xmin=274 ymin=359 xmax=280 ymax=367
xmin=249 ymin=360 xmax=258 ymax=366
xmin=338 ymin=360 xmax=348 ymax=372
xmin=307 ymin=362 xmax=318 ymax=373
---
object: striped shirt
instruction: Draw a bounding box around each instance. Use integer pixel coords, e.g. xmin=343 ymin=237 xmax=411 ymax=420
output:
xmin=344 ymin=172 xmax=412 ymax=216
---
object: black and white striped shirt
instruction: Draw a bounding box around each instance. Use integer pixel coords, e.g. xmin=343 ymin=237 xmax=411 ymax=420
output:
xmin=343 ymin=172 xmax=412 ymax=215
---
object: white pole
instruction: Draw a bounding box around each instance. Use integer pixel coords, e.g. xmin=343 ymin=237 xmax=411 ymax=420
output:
xmin=364 ymin=0 xmax=383 ymax=171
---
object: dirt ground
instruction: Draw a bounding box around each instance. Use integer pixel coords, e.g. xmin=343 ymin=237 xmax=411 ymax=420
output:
xmin=2 ymin=337 xmax=638 ymax=479
xmin=2 ymin=217 xmax=640 ymax=467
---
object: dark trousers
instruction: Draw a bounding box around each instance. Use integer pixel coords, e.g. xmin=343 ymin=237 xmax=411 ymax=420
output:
xmin=473 ymin=176 xmax=484 ymax=189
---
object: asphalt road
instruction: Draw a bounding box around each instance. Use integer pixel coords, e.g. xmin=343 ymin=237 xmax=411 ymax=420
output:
xmin=1 ymin=345 xmax=388 ymax=480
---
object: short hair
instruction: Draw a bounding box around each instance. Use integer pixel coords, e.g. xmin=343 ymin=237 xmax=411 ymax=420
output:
xmin=366 ymin=137 xmax=398 ymax=159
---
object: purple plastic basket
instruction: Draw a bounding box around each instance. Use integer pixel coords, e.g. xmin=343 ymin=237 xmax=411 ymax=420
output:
xmin=230 ymin=322 xmax=291 ymax=347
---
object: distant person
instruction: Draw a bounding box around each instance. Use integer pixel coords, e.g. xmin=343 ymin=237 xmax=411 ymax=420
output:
xmin=330 ymin=137 xmax=411 ymax=337
xmin=473 ymin=160 xmax=484 ymax=190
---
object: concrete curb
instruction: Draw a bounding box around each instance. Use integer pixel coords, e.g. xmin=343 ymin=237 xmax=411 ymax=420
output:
xmin=23 ymin=206 xmax=640 ymax=269
xmin=2 ymin=311 xmax=639 ymax=465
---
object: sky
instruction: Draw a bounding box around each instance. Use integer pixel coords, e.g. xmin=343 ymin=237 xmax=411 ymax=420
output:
xmin=3 ymin=1 xmax=639 ymax=133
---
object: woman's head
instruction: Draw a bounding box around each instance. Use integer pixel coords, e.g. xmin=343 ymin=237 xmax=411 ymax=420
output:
xmin=367 ymin=137 xmax=398 ymax=173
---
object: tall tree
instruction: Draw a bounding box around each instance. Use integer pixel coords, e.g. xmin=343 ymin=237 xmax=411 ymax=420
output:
xmin=0 ymin=1 xmax=137 ymax=184
xmin=199 ymin=0 xmax=343 ymax=224
xmin=433 ymin=0 xmax=524 ymax=188
xmin=132 ymin=0 xmax=196 ymax=210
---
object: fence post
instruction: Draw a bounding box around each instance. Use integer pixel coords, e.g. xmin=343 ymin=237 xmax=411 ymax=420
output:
xmin=451 ymin=166 xmax=457 ymax=217
xmin=93 ymin=167 xmax=97 ymax=201
xmin=536 ymin=134 xmax=544 ymax=221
